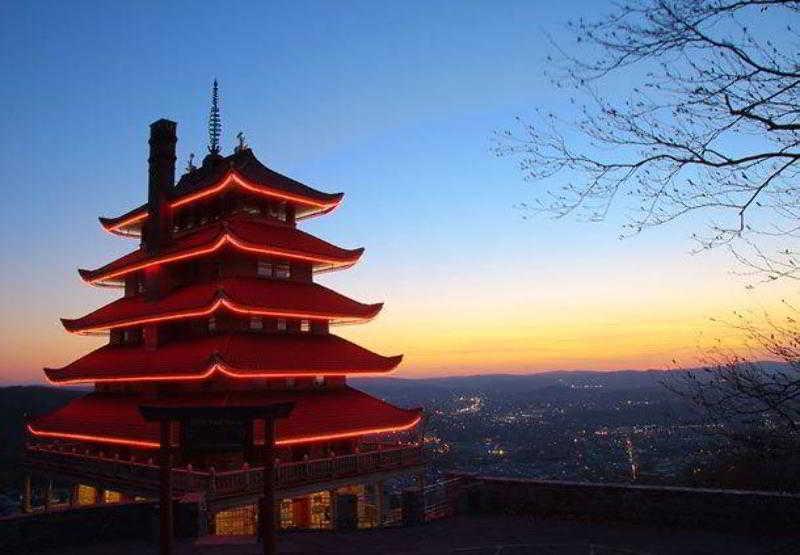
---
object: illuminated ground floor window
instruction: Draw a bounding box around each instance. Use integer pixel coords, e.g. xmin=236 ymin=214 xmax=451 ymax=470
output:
xmin=339 ymin=484 xmax=379 ymax=529
xmin=103 ymin=490 xmax=122 ymax=503
xmin=279 ymin=491 xmax=332 ymax=530
xmin=215 ymin=504 xmax=257 ymax=536
xmin=309 ymin=491 xmax=332 ymax=529
xmin=76 ymin=485 xmax=97 ymax=506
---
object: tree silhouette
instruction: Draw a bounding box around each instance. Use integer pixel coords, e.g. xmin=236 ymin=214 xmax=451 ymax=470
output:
xmin=497 ymin=0 xmax=800 ymax=281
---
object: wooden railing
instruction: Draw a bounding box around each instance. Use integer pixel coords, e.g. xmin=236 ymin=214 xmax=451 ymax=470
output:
xmin=24 ymin=442 xmax=424 ymax=498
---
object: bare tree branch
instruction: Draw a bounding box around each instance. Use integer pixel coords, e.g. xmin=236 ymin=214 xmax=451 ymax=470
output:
xmin=497 ymin=0 xmax=800 ymax=281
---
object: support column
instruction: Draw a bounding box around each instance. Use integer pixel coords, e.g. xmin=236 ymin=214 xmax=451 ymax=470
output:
xmin=158 ymin=420 xmax=174 ymax=555
xmin=22 ymin=474 xmax=32 ymax=513
xmin=69 ymin=484 xmax=79 ymax=508
xmin=260 ymin=417 xmax=277 ymax=555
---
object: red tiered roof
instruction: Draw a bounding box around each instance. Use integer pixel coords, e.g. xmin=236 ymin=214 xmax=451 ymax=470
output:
xmin=45 ymin=333 xmax=403 ymax=384
xmin=101 ymin=150 xmax=343 ymax=236
xmin=62 ymin=278 xmax=383 ymax=334
xmin=28 ymin=387 xmax=422 ymax=449
xmin=80 ymin=215 xmax=364 ymax=286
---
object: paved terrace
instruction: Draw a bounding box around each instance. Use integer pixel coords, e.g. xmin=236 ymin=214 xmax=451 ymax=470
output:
xmin=43 ymin=515 xmax=796 ymax=555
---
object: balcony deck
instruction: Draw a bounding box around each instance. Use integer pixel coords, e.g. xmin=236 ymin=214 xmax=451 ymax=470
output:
xmin=24 ymin=442 xmax=424 ymax=501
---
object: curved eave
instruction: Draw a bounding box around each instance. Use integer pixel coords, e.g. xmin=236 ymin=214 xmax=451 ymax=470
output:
xmin=99 ymin=212 xmax=146 ymax=237
xmin=99 ymin=172 xmax=345 ymax=237
xmin=44 ymin=357 xmax=404 ymax=386
xmin=170 ymin=172 xmax=344 ymax=212
xmin=78 ymin=236 xmax=365 ymax=286
xmin=26 ymin=410 xmax=421 ymax=450
xmin=61 ymin=300 xmax=385 ymax=335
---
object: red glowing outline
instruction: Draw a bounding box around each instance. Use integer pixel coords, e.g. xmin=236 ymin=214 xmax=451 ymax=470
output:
xmin=27 ymin=415 xmax=422 ymax=449
xmin=82 ymin=232 xmax=362 ymax=286
xmin=273 ymin=416 xmax=422 ymax=446
xmin=44 ymin=359 xmax=403 ymax=386
xmin=26 ymin=425 xmax=160 ymax=448
xmin=102 ymin=171 xmax=343 ymax=236
xmin=170 ymin=173 xmax=340 ymax=210
xmin=64 ymin=297 xmax=381 ymax=335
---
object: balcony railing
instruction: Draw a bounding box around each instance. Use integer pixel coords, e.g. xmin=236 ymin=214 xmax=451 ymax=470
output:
xmin=24 ymin=442 xmax=424 ymax=499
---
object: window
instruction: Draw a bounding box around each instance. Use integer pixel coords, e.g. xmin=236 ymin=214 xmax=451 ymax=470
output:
xmin=215 ymin=504 xmax=257 ymax=536
xmin=276 ymin=203 xmax=287 ymax=222
xmin=257 ymin=260 xmax=272 ymax=278
xmin=103 ymin=490 xmax=121 ymax=504
xmin=250 ymin=316 xmax=263 ymax=331
xmin=208 ymin=317 xmax=217 ymax=332
xmin=275 ymin=263 xmax=290 ymax=279
xmin=277 ymin=318 xmax=287 ymax=331
xmin=77 ymin=485 xmax=97 ymax=506
xmin=243 ymin=204 xmax=260 ymax=215
xmin=300 ymin=319 xmax=311 ymax=332
xmin=313 ymin=376 xmax=325 ymax=388
xmin=269 ymin=203 xmax=287 ymax=222
xmin=285 ymin=377 xmax=296 ymax=388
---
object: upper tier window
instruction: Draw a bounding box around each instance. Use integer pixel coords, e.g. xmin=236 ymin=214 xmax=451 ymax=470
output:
xmin=257 ymin=260 xmax=272 ymax=278
xmin=269 ymin=203 xmax=287 ymax=222
xmin=275 ymin=263 xmax=290 ymax=279
xmin=250 ymin=316 xmax=263 ymax=331
xmin=277 ymin=318 xmax=287 ymax=331
xmin=300 ymin=319 xmax=311 ymax=332
xmin=243 ymin=204 xmax=260 ymax=216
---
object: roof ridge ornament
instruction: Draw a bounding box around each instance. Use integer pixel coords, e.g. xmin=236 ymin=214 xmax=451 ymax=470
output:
xmin=234 ymin=131 xmax=248 ymax=154
xmin=207 ymin=79 xmax=221 ymax=155
xmin=186 ymin=153 xmax=196 ymax=173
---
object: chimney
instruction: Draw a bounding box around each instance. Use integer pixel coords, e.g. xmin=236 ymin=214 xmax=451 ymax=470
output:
xmin=146 ymin=119 xmax=177 ymax=254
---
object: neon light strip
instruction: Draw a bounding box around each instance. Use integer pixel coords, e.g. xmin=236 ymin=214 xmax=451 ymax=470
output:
xmin=45 ymin=366 xmax=218 ymax=385
xmin=45 ymin=362 xmax=401 ymax=386
xmin=104 ymin=171 xmax=342 ymax=235
xmin=274 ymin=416 xmax=422 ymax=446
xmin=27 ymin=425 xmax=160 ymax=449
xmin=104 ymin=212 xmax=147 ymax=236
xmin=170 ymin=172 xmax=340 ymax=210
xmin=27 ymin=416 xmax=422 ymax=450
xmin=67 ymin=297 xmax=378 ymax=335
xmin=85 ymin=233 xmax=359 ymax=285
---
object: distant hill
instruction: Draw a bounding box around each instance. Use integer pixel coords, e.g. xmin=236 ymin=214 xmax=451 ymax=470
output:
xmin=0 ymin=363 xmax=786 ymax=494
xmin=351 ymin=362 xmax=790 ymax=399
xmin=350 ymin=369 xmax=685 ymax=397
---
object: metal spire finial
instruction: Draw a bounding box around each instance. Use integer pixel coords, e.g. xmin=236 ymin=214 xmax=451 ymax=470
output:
xmin=208 ymin=79 xmax=221 ymax=154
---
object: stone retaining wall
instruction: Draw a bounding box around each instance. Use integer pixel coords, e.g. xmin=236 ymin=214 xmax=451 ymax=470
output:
xmin=461 ymin=475 xmax=800 ymax=533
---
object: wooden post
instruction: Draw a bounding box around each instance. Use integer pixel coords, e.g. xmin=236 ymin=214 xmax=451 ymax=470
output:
xmin=260 ymin=417 xmax=276 ymax=555
xmin=69 ymin=484 xmax=79 ymax=508
xmin=22 ymin=474 xmax=32 ymax=513
xmin=159 ymin=420 xmax=174 ymax=555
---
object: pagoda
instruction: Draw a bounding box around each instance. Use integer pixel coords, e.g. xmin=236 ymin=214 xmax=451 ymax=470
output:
xmin=23 ymin=95 xmax=424 ymax=536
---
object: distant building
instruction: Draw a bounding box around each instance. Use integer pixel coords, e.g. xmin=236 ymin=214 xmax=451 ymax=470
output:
xmin=23 ymin=114 xmax=423 ymax=536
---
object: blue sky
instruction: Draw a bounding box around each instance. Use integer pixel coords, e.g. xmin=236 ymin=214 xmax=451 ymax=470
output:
xmin=0 ymin=1 xmax=788 ymax=383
